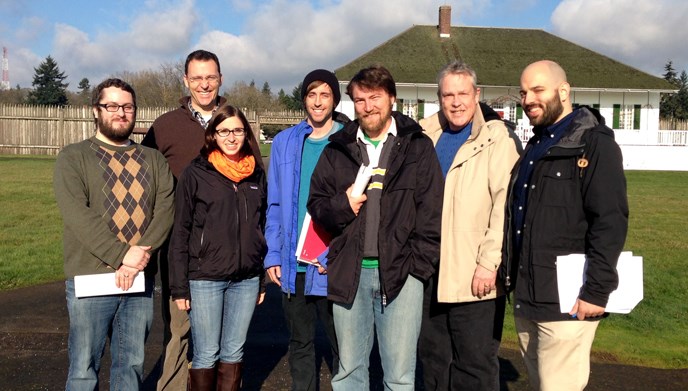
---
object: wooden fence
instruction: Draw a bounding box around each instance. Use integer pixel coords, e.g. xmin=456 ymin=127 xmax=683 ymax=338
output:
xmin=0 ymin=104 xmax=305 ymax=155
xmin=660 ymin=118 xmax=688 ymax=131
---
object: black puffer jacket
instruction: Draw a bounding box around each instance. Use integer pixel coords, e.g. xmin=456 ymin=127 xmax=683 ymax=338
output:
xmin=169 ymin=155 xmax=267 ymax=300
xmin=501 ymin=107 xmax=628 ymax=321
xmin=308 ymin=112 xmax=443 ymax=305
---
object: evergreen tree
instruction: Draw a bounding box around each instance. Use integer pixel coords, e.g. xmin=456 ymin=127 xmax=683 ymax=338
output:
xmin=660 ymin=60 xmax=680 ymax=120
xmin=78 ymin=78 xmax=90 ymax=92
xmin=277 ymin=88 xmax=288 ymax=105
xmin=676 ymin=71 xmax=688 ymax=120
xmin=76 ymin=77 xmax=91 ymax=105
xmin=662 ymin=61 xmax=678 ymax=85
xmin=262 ymin=81 xmax=272 ymax=96
xmin=27 ymin=55 xmax=69 ymax=106
xmin=281 ymin=83 xmax=303 ymax=111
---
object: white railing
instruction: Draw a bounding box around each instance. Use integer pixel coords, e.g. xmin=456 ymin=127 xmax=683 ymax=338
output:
xmin=613 ymin=129 xmax=688 ymax=146
xmin=513 ymin=126 xmax=688 ymax=147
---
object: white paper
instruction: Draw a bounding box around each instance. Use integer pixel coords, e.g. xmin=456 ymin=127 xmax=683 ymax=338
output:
xmin=295 ymin=213 xmax=318 ymax=265
xmin=351 ymin=164 xmax=372 ymax=197
xmin=74 ymin=272 xmax=145 ymax=298
xmin=556 ymin=252 xmax=643 ymax=314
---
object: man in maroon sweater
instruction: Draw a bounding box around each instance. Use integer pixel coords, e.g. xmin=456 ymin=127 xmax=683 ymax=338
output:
xmin=142 ymin=49 xmax=227 ymax=391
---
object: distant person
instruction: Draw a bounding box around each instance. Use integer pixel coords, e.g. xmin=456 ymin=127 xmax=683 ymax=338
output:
xmin=308 ymin=65 xmax=443 ymax=390
xmin=141 ymin=49 xmax=226 ymax=391
xmin=54 ymin=78 xmax=174 ymax=390
xmin=504 ymin=60 xmax=628 ymax=391
xmin=264 ymin=69 xmax=349 ymax=390
xmin=168 ymin=104 xmax=266 ymax=390
xmin=418 ymin=60 xmax=522 ymax=390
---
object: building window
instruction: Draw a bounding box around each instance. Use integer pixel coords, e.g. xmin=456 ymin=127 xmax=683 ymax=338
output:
xmin=397 ymin=98 xmax=419 ymax=120
xmin=490 ymin=102 xmax=507 ymax=120
xmin=614 ymin=104 xmax=641 ymax=130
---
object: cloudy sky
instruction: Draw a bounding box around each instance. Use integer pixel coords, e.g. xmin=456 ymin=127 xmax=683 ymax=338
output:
xmin=1 ymin=0 xmax=686 ymax=93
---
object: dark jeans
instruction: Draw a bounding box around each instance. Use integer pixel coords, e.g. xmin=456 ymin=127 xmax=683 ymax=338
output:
xmin=419 ymin=276 xmax=506 ymax=391
xmin=418 ymin=274 xmax=452 ymax=390
xmin=283 ymin=272 xmax=339 ymax=391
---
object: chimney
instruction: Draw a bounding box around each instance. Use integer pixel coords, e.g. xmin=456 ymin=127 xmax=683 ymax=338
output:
xmin=439 ymin=5 xmax=451 ymax=38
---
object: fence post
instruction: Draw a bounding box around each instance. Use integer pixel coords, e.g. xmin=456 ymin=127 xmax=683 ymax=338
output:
xmin=58 ymin=106 xmax=65 ymax=149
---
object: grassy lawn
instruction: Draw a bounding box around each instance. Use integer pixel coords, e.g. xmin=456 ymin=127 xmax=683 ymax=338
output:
xmin=259 ymin=142 xmax=272 ymax=157
xmin=1 ymin=154 xmax=686 ymax=369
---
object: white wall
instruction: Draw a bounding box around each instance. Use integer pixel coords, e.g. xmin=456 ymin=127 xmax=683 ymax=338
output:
xmin=620 ymin=145 xmax=688 ymax=171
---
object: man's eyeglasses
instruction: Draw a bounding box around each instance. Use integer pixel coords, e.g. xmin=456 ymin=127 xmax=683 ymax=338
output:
xmin=97 ymin=103 xmax=136 ymax=113
xmin=216 ymin=128 xmax=246 ymax=137
xmin=187 ymin=75 xmax=221 ymax=85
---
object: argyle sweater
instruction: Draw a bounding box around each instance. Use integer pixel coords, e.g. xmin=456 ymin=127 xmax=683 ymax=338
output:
xmin=54 ymin=136 xmax=175 ymax=278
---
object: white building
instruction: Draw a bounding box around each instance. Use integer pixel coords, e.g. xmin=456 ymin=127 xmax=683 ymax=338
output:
xmin=334 ymin=6 xmax=675 ymax=134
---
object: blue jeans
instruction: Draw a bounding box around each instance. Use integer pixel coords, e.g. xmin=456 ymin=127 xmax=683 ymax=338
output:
xmin=188 ymin=277 xmax=259 ymax=368
xmin=331 ymin=268 xmax=423 ymax=391
xmin=65 ymin=277 xmax=154 ymax=391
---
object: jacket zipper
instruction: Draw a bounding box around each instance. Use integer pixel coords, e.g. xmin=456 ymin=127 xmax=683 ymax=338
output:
xmin=233 ymin=183 xmax=241 ymax=273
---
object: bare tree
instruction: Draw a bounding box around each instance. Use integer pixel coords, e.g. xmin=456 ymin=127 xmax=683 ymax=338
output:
xmin=224 ymin=80 xmax=285 ymax=111
xmin=0 ymin=85 xmax=29 ymax=104
xmin=113 ymin=60 xmax=185 ymax=107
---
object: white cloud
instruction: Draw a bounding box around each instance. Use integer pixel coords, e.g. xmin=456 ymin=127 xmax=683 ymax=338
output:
xmin=551 ymin=0 xmax=688 ymax=77
xmin=128 ymin=0 xmax=198 ymax=55
xmin=195 ymin=0 xmax=451 ymax=91
xmin=48 ymin=1 xmax=200 ymax=89
xmin=15 ymin=16 xmax=48 ymax=43
xmin=5 ymin=48 xmax=42 ymax=89
xmin=11 ymin=0 xmax=683 ymax=98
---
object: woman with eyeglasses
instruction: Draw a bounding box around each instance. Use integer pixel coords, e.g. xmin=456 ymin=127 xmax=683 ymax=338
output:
xmin=168 ymin=104 xmax=266 ymax=391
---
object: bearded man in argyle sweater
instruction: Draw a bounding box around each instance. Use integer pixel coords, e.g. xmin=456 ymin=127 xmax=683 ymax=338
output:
xmin=54 ymin=78 xmax=174 ymax=390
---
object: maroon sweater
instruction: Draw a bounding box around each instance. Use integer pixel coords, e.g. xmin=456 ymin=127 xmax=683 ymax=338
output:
xmin=142 ymin=96 xmax=227 ymax=179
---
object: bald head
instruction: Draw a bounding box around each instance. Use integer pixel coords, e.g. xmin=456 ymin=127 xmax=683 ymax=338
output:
xmin=522 ymin=60 xmax=567 ymax=85
xmin=520 ymin=60 xmax=572 ymax=127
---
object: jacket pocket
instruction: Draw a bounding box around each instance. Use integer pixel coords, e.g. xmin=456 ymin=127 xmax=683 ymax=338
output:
xmin=540 ymin=160 xmax=578 ymax=207
xmin=530 ymin=250 xmax=561 ymax=304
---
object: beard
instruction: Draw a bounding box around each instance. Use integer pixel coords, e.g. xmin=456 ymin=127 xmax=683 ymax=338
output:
xmin=97 ymin=116 xmax=134 ymax=143
xmin=359 ymin=107 xmax=392 ymax=137
xmin=526 ymin=95 xmax=564 ymax=127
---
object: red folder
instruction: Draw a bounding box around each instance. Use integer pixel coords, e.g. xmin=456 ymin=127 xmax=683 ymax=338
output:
xmin=295 ymin=213 xmax=331 ymax=265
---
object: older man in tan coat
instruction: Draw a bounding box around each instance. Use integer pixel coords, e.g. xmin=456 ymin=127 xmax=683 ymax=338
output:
xmin=418 ymin=60 xmax=522 ymax=391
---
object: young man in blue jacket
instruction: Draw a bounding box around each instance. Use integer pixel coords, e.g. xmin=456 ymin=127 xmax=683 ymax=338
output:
xmin=264 ymin=69 xmax=349 ymax=390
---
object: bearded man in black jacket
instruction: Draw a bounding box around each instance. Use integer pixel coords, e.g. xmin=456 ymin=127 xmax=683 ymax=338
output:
xmin=308 ymin=65 xmax=443 ymax=390
xmin=504 ymin=60 xmax=629 ymax=391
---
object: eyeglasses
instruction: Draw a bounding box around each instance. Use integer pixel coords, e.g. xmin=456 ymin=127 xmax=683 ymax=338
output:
xmin=187 ymin=75 xmax=221 ymax=85
xmin=216 ymin=128 xmax=246 ymax=137
xmin=97 ymin=103 xmax=136 ymax=113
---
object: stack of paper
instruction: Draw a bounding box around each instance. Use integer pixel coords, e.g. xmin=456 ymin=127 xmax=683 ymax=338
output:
xmin=556 ymin=252 xmax=643 ymax=314
xmin=74 ymin=272 xmax=146 ymax=298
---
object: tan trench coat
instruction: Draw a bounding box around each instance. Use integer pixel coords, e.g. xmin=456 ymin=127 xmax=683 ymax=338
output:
xmin=420 ymin=105 xmax=521 ymax=303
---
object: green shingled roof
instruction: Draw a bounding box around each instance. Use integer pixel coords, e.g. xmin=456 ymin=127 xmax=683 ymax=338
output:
xmin=335 ymin=25 xmax=674 ymax=90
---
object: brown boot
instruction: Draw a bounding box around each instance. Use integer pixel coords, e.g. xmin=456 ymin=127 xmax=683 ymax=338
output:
xmin=216 ymin=362 xmax=242 ymax=391
xmin=189 ymin=367 xmax=216 ymax=391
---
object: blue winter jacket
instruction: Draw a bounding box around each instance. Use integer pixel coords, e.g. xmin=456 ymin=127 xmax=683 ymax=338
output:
xmin=264 ymin=112 xmax=350 ymax=295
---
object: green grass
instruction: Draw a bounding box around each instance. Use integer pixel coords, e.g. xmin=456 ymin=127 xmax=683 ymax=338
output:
xmin=500 ymin=170 xmax=688 ymax=369
xmin=0 ymin=155 xmax=64 ymax=290
xmin=0 ymin=155 xmax=686 ymax=369
xmin=259 ymin=142 xmax=272 ymax=157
